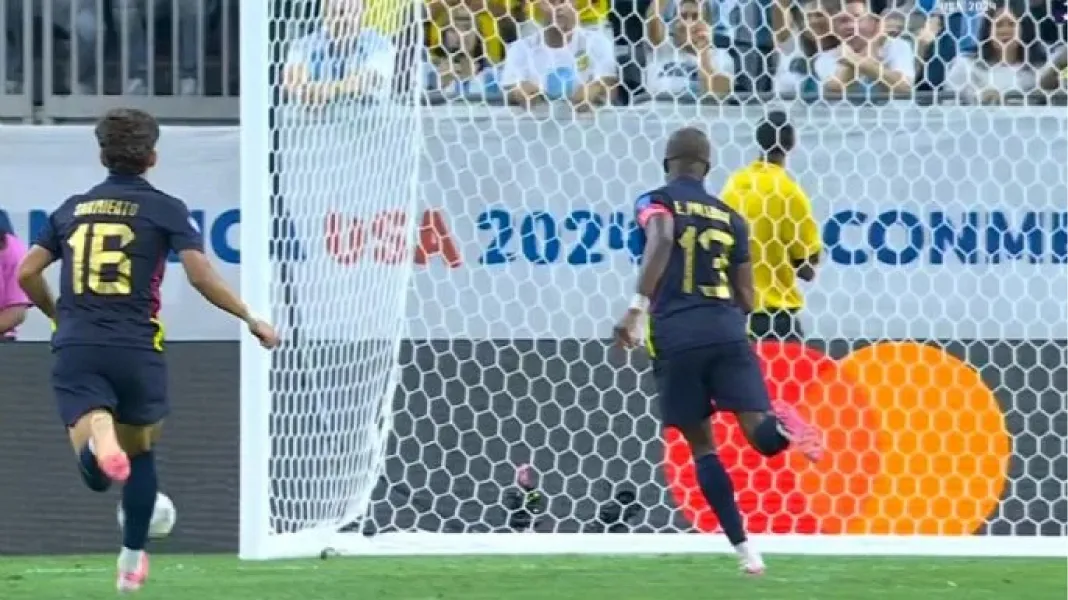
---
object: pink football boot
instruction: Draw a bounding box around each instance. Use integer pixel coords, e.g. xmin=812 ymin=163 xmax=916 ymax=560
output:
xmin=773 ymin=401 xmax=824 ymax=463
xmin=116 ymin=552 xmax=149 ymax=593
xmin=98 ymin=452 xmax=130 ymax=483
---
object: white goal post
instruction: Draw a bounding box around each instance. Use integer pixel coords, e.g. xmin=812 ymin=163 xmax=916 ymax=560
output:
xmin=238 ymin=1 xmax=1068 ymax=560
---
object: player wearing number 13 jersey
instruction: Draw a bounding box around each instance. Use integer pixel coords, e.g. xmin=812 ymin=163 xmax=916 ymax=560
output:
xmin=16 ymin=108 xmax=280 ymax=593
xmin=613 ymin=127 xmax=823 ymax=576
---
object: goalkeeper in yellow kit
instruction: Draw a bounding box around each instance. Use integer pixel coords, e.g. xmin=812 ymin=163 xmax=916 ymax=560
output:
xmin=721 ymin=111 xmax=822 ymax=342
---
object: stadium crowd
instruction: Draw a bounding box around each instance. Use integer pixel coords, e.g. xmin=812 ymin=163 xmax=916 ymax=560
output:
xmin=1 ymin=0 xmax=1065 ymax=121
xmin=423 ymin=0 xmax=1067 ymax=104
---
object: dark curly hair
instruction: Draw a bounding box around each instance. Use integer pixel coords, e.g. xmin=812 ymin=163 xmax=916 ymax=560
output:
xmin=95 ymin=108 xmax=160 ymax=175
xmin=756 ymin=110 xmax=795 ymax=157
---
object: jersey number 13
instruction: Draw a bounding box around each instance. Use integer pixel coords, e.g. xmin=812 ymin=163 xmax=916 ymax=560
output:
xmin=678 ymin=225 xmax=733 ymax=300
xmin=67 ymin=222 xmax=136 ymax=295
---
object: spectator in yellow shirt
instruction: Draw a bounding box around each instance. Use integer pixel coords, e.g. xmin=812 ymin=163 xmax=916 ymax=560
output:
xmin=363 ymin=0 xmax=409 ymax=34
xmin=720 ymin=111 xmax=821 ymax=342
xmin=427 ymin=0 xmax=517 ymax=64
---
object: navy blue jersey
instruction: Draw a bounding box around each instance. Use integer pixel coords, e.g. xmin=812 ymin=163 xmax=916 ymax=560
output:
xmin=34 ymin=174 xmax=203 ymax=351
xmin=634 ymin=176 xmax=751 ymax=356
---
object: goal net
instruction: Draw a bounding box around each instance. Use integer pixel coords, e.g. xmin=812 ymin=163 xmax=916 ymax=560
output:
xmin=239 ymin=0 xmax=1068 ymax=560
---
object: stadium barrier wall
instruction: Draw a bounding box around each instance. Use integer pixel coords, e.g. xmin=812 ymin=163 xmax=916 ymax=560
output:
xmin=0 ymin=340 xmax=1063 ymax=554
xmin=1 ymin=105 xmax=1065 ymax=342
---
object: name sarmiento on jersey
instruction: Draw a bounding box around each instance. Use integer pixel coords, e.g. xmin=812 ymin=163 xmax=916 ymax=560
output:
xmin=74 ymin=200 xmax=140 ymax=218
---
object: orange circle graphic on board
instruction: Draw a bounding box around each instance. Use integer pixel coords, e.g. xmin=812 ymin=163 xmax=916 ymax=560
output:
xmin=663 ymin=342 xmax=879 ymax=534
xmin=836 ymin=342 xmax=1011 ymax=535
xmin=662 ymin=341 xmax=1011 ymax=536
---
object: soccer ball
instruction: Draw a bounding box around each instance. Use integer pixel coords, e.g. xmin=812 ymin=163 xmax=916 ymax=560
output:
xmin=117 ymin=492 xmax=177 ymax=539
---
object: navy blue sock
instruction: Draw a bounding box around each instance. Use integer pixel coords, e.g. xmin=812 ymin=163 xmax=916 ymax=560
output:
xmin=751 ymin=416 xmax=791 ymax=457
xmin=77 ymin=445 xmax=111 ymax=492
xmin=121 ymin=452 xmax=158 ymax=551
xmin=694 ymin=452 xmax=747 ymax=546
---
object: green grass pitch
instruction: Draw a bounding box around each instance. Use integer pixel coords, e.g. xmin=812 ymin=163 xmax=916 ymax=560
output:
xmin=1 ymin=554 xmax=1063 ymax=600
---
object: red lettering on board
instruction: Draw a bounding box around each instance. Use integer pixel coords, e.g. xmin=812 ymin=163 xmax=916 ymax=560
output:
xmin=325 ymin=209 xmax=462 ymax=267
xmin=415 ymin=210 xmax=462 ymax=268
xmin=325 ymin=213 xmax=367 ymax=265
xmin=371 ymin=210 xmax=409 ymax=264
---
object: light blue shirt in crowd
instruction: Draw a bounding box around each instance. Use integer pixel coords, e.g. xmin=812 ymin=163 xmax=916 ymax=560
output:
xmin=285 ymin=27 xmax=397 ymax=97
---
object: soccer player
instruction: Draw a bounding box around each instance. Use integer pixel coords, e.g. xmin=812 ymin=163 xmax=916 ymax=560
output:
xmin=613 ymin=127 xmax=823 ymax=575
xmin=16 ymin=108 xmax=280 ymax=592
xmin=720 ymin=111 xmax=820 ymax=341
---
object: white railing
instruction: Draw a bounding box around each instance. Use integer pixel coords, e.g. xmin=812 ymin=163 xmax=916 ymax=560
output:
xmin=1 ymin=0 xmax=238 ymax=122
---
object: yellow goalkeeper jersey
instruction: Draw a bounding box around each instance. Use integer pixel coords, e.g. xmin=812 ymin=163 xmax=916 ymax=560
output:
xmin=720 ymin=161 xmax=822 ymax=312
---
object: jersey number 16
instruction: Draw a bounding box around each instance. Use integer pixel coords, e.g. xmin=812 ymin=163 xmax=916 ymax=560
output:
xmin=67 ymin=222 xmax=136 ymax=295
xmin=678 ymin=225 xmax=733 ymax=300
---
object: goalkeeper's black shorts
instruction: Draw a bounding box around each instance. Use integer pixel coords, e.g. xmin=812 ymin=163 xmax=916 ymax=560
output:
xmin=748 ymin=309 xmax=805 ymax=343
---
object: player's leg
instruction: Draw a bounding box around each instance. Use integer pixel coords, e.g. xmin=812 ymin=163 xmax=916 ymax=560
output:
xmin=53 ymin=348 xmax=131 ymax=487
xmin=113 ymin=422 xmax=161 ymax=591
xmin=67 ymin=411 xmax=128 ymax=490
xmin=655 ymin=349 xmax=757 ymax=574
xmin=708 ymin=342 xmax=823 ymax=462
xmin=108 ymin=350 xmax=170 ymax=592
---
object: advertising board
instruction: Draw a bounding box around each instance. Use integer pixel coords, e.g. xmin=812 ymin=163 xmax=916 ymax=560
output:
xmin=1 ymin=107 xmax=1064 ymax=342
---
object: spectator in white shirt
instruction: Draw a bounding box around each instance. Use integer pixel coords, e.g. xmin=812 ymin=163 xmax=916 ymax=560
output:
xmin=646 ymin=0 xmax=736 ymax=47
xmin=820 ymin=0 xmax=915 ymax=96
xmin=947 ymin=6 xmax=1042 ymax=104
xmin=645 ymin=0 xmax=734 ymax=98
xmin=500 ymin=0 xmax=617 ymax=109
xmin=282 ymin=0 xmax=397 ymax=105
xmin=775 ymin=0 xmax=838 ymax=95
xmin=879 ymin=0 xmax=941 ymax=68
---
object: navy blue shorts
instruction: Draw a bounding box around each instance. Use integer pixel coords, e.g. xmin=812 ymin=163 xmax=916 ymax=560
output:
xmin=52 ymin=346 xmax=169 ymax=428
xmin=652 ymin=341 xmax=772 ymax=427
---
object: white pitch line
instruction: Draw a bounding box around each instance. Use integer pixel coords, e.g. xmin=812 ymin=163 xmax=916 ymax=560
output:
xmin=22 ymin=564 xmax=323 ymax=576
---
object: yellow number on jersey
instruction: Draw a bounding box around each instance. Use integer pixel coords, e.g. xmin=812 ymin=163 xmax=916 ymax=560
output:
xmin=678 ymin=225 xmax=733 ymax=299
xmin=67 ymin=222 xmax=136 ymax=295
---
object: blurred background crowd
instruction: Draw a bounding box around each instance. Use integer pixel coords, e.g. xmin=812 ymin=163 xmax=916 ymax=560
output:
xmin=1 ymin=0 xmax=1065 ymax=122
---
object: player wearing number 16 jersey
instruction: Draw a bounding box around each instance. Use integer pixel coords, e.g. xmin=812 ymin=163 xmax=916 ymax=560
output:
xmin=613 ymin=127 xmax=823 ymax=575
xmin=16 ymin=108 xmax=280 ymax=593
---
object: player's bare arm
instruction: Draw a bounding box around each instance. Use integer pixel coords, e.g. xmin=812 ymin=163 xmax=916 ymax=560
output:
xmin=16 ymin=245 xmax=58 ymax=322
xmin=613 ymin=211 xmax=674 ymax=349
xmin=636 ymin=213 xmax=675 ymax=299
xmin=178 ymin=250 xmax=280 ymax=349
xmin=0 ymin=304 xmax=28 ymax=334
